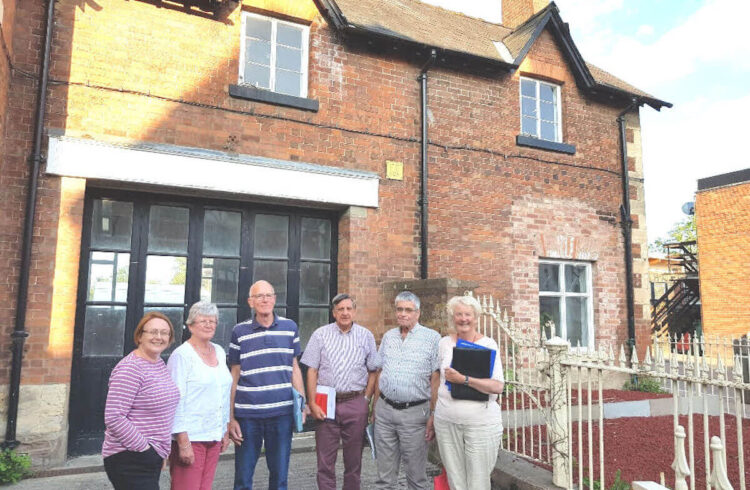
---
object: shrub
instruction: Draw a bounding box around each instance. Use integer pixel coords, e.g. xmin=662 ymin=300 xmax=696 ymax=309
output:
xmin=0 ymin=448 xmax=31 ymax=484
xmin=623 ymin=376 xmax=666 ymax=394
xmin=583 ymin=469 xmax=630 ymax=490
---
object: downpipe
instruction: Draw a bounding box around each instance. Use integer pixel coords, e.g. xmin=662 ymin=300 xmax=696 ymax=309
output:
xmin=2 ymin=0 xmax=55 ymax=450
xmin=418 ymin=49 xmax=436 ymax=280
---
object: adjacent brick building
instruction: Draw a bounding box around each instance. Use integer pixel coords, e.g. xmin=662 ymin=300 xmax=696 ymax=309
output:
xmin=696 ymin=168 xmax=750 ymax=339
xmin=0 ymin=0 xmax=668 ymax=466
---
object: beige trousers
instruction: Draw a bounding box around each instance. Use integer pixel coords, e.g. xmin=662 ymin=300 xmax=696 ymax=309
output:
xmin=434 ymin=417 xmax=502 ymax=490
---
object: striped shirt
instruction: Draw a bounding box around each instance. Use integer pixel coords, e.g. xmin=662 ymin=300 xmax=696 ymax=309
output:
xmin=378 ymin=324 xmax=440 ymax=402
xmin=300 ymin=322 xmax=381 ymax=392
xmin=228 ymin=315 xmax=300 ymax=419
xmin=102 ymin=351 xmax=180 ymax=459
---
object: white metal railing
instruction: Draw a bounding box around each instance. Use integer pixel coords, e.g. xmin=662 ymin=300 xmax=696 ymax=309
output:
xmin=474 ymin=293 xmax=750 ymax=490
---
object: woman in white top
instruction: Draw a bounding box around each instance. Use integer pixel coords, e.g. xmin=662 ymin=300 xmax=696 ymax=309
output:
xmin=167 ymin=301 xmax=233 ymax=490
xmin=434 ymin=295 xmax=504 ymax=490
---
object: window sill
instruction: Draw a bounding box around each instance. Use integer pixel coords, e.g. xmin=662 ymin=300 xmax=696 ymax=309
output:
xmin=229 ymin=84 xmax=319 ymax=112
xmin=516 ymin=135 xmax=576 ymax=155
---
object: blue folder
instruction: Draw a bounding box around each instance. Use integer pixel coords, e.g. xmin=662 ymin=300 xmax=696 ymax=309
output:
xmin=292 ymin=387 xmax=304 ymax=432
xmin=446 ymin=339 xmax=496 ymax=391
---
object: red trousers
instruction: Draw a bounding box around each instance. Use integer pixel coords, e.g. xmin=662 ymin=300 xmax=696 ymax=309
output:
xmin=169 ymin=440 xmax=221 ymax=490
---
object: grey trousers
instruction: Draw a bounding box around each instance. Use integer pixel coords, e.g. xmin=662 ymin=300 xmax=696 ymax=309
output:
xmin=373 ymin=401 xmax=431 ymax=490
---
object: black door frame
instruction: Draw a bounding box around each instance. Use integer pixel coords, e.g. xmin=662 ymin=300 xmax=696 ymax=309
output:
xmin=68 ymin=187 xmax=339 ymax=456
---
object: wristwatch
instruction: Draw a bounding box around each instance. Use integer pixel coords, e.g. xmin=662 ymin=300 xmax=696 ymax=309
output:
xmin=463 ymin=375 xmax=469 ymax=386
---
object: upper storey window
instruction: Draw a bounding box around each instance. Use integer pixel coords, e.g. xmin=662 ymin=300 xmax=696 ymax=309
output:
xmin=520 ymin=77 xmax=562 ymax=143
xmin=240 ymin=12 xmax=310 ymax=98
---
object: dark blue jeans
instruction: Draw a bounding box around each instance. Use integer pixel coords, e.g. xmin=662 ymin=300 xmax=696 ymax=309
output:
xmin=234 ymin=413 xmax=294 ymax=490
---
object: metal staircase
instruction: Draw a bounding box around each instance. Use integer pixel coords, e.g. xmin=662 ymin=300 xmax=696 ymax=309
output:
xmin=651 ymin=241 xmax=701 ymax=338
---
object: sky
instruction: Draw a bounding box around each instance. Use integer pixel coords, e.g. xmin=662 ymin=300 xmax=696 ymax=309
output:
xmin=421 ymin=0 xmax=750 ymax=244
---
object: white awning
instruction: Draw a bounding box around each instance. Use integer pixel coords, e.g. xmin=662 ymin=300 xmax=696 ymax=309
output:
xmin=46 ymin=135 xmax=380 ymax=208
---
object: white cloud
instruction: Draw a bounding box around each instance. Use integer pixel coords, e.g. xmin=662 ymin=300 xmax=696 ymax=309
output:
xmin=562 ymin=0 xmax=750 ymax=91
xmin=419 ymin=0 xmax=502 ymax=23
xmin=635 ymin=24 xmax=653 ymax=37
xmin=642 ymin=93 xmax=750 ymax=241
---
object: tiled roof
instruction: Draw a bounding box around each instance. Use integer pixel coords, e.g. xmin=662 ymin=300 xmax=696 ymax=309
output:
xmin=318 ymin=0 xmax=670 ymax=108
xmin=330 ymin=0 xmax=512 ymax=62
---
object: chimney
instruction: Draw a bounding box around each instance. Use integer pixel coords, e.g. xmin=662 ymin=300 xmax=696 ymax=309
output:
xmin=502 ymin=0 xmax=549 ymax=29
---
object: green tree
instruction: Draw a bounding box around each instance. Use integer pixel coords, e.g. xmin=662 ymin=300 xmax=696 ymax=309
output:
xmin=649 ymin=215 xmax=696 ymax=255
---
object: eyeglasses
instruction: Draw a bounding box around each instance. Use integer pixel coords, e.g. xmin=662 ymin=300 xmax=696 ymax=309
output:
xmin=396 ymin=307 xmax=416 ymax=314
xmin=142 ymin=329 xmax=171 ymax=338
xmin=251 ymin=293 xmax=276 ymax=300
xmin=194 ymin=319 xmax=217 ymax=326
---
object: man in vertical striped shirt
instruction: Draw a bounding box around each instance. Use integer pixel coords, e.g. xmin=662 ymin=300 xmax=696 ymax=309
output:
xmin=373 ymin=291 xmax=440 ymax=490
xmin=301 ymin=293 xmax=381 ymax=490
xmin=228 ymin=280 xmax=306 ymax=490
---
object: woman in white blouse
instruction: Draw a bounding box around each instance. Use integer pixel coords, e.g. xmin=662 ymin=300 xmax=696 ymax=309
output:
xmin=167 ymin=301 xmax=233 ymax=490
xmin=434 ymin=295 xmax=504 ymax=490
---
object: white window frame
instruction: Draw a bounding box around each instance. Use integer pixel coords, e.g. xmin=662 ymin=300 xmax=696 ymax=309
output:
xmin=519 ymin=77 xmax=563 ymax=143
xmin=239 ymin=12 xmax=310 ymax=98
xmin=538 ymin=259 xmax=594 ymax=350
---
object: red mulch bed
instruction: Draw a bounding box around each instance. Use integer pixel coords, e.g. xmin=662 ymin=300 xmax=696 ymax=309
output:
xmin=507 ymin=414 xmax=749 ymax=488
xmin=502 ymin=389 xmax=671 ymax=410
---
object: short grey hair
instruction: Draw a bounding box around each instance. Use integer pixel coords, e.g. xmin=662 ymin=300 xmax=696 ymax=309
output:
xmin=332 ymin=293 xmax=356 ymax=309
xmin=394 ymin=291 xmax=420 ymax=310
xmin=446 ymin=295 xmax=481 ymax=324
xmin=186 ymin=301 xmax=218 ymax=325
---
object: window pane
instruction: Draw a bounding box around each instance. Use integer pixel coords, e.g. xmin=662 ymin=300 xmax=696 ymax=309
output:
xmin=245 ymin=38 xmax=271 ymax=66
xmin=148 ymin=206 xmax=189 ymax=253
xmin=539 ymin=263 xmax=560 ymax=292
xmin=203 ymin=210 xmax=241 ymax=257
xmin=254 ymin=215 xmax=289 ymax=258
xmin=301 ymin=218 xmax=331 ymax=260
xmin=91 ymin=200 xmax=132 ymax=249
xmin=521 ymin=96 xmax=536 ymax=117
xmin=299 ymin=307 xmax=329 ymax=350
xmin=540 ymin=83 xmax=555 ymax=102
xmin=300 ymin=262 xmax=330 ymax=305
xmin=275 ymin=69 xmax=302 ymax=97
xmin=521 ymin=116 xmax=537 ymax=137
xmin=521 ymin=79 xmax=536 ymax=97
xmin=201 ymin=258 xmax=239 ymax=304
xmin=144 ymin=255 xmax=186 ymax=304
xmin=244 ymin=63 xmax=271 ymax=89
xmin=83 ymin=306 xmax=126 ymax=357
xmin=144 ymin=306 xmax=184 ymax=355
xmin=566 ymin=297 xmax=588 ymax=347
xmin=541 ymin=121 xmax=557 ymax=141
xmin=565 ymin=265 xmax=588 ymax=293
xmin=277 ymin=23 xmax=302 ymax=48
xmin=274 ymin=307 xmax=287 ymax=318
xmin=245 ymin=16 xmax=271 ymax=41
xmin=276 ymin=46 xmax=302 ymax=71
xmin=88 ymin=251 xmax=129 ymax=302
xmin=540 ymin=100 xmax=555 ymax=121
xmin=213 ymin=307 xmax=237 ymax=350
xmin=539 ymin=297 xmax=561 ymax=340
xmin=253 ymin=260 xmax=288 ymax=305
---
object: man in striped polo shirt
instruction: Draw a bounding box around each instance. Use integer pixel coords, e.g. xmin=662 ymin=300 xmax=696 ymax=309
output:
xmin=373 ymin=291 xmax=440 ymax=490
xmin=301 ymin=293 xmax=381 ymax=490
xmin=228 ymin=280 xmax=306 ymax=490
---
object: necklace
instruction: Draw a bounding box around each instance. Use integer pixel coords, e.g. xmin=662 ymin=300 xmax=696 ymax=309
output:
xmin=190 ymin=340 xmax=213 ymax=357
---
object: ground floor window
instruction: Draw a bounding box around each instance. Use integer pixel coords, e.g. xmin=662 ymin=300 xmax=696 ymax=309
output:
xmin=538 ymin=259 xmax=593 ymax=348
xmin=69 ymin=189 xmax=337 ymax=455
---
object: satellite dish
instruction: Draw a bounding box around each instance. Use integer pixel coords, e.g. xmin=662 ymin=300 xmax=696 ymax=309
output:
xmin=681 ymin=201 xmax=695 ymax=215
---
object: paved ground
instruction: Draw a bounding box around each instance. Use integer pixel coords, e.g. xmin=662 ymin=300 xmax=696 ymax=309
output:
xmin=10 ymin=434 xmax=413 ymax=489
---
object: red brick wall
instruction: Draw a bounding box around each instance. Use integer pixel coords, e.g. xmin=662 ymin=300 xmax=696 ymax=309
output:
xmin=696 ymin=181 xmax=750 ymax=338
xmin=503 ymin=0 xmax=549 ymax=28
xmin=0 ymin=0 xmax=646 ymax=390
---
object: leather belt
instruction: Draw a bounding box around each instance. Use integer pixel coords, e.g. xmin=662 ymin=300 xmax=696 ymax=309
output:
xmin=379 ymin=393 xmax=428 ymax=410
xmin=336 ymin=390 xmax=365 ymax=402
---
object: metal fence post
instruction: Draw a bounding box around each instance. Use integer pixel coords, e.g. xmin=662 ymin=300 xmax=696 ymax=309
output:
xmin=546 ymin=337 xmax=571 ymax=488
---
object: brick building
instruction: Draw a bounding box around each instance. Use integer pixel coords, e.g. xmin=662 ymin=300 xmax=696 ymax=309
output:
xmin=696 ymin=168 xmax=750 ymax=339
xmin=0 ymin=0 xmax=669 ymax=466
